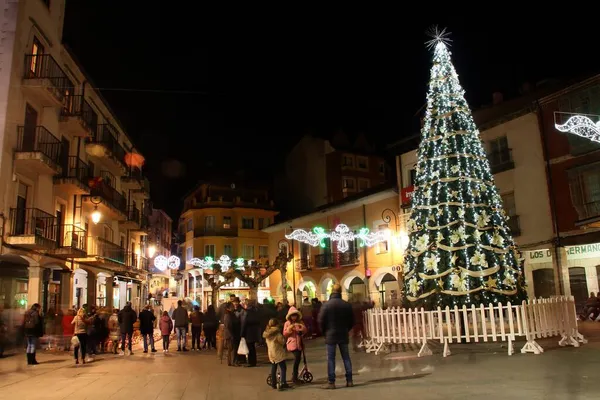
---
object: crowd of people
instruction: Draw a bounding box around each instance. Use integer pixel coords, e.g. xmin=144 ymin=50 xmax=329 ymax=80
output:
xmin=0 ymin=286 xmax=373 ymax=391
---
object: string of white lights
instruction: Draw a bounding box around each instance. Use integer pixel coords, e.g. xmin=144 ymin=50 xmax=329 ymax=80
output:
xmin=285 ymin=223 xmax=387 ymax=253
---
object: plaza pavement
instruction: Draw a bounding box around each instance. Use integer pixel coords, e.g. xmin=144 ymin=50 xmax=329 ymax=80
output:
xmin=1 ymin=322 xmax=600 ymax=400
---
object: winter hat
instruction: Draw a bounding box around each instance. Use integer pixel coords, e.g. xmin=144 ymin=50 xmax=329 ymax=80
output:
xmin=286 ymin=306 xmax=302 ymax=321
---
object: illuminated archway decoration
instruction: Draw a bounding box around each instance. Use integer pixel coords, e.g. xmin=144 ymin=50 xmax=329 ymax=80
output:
xmin=154 ymin=255 xmax=181 ymax=271
xmin=285 ymin=223 xmax=388 ymax=253
xmin=555 ymin=114 xmax=600 ymax=143
xmin=189 ymin=255 xmax=245 ymax=273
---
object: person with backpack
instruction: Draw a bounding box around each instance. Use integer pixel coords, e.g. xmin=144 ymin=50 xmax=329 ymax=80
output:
xmin=24 ymin=303 xmax=43 ymax=365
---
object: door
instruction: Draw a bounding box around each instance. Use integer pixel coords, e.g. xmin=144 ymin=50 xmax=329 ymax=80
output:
xmin=15 ymin=183 xmax=28 ymax=235
xmin=60 ymin=137 xmax=70 ymax=173
xmin=22 ymin=104 xmax=38 ymax=152
xmin=56 ymin=204 xmax=65 ymax=246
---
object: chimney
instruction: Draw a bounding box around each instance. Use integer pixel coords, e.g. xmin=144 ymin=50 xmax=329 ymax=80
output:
xmin=492 ymin=92 xmax=503 ymax=105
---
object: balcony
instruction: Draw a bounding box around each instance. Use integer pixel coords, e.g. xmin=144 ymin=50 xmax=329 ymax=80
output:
xmin=488 ymin=149 xmax=514 ymax=174
xmin=60 ymin=95 xmax=97 ymax=137
xmin=14 ymin=126 xmax=62 ymax=175
xmin=506 ymin=215 xmax=521 ymax=237
xmin=90 ymin=181 xmax=128 ymax=218
xmin=85 ymin=124 xmax=127 ymax=173
xmin=51 ymin=225 xmax=87 ymax=258
xmin=295 ymin=258 xmax=311 ymax=271
xmin=314 ymin=251 xmax=360 ymax=269
xmin=127 ymin=252 xmax=149 ymax=271
xmin=54 ymin=156 xmax=91 ymax=195
xmin=85 ymin=237 xmax=126 ymax=266
xmin=121 ymin=167 xmax=144 ymax=190
xmin=120 ymin=206 xmax=140 ymax=229
xmin=6 ymin=208 xmax=57 ymax=250
xmin=193 ymin=226 xmax=237 ymax=238
xmin=133 ymin=176 xmax=150 ymax=199
xmin=22 ymin=54 xmax=72 ymax=107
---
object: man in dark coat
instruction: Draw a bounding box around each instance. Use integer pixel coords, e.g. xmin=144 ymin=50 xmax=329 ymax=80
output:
xmin=118 ymin=302 xmax=137 ymax=355
xmin=24 ymin=303 xmax=43 ymax=365
xmin=318 ymin=284 xmax=355 ymax=389
xmin=139 ymin=305 xmax=157 ymax=353
xmin=241 ymin=299 xmax=261 ymax=367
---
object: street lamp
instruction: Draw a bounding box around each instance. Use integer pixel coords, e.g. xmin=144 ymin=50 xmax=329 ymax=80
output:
xmin=147 ymin=245 xmax=156 ymax=259
xmin=90 ymin=196 xmax=102 ymax=224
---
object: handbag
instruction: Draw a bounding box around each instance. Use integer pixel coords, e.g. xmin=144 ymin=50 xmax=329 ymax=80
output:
xmin=71 ymin=335 xmax=80 ymax=347
xmin=237 ymin=337 xmax=249 ymax=355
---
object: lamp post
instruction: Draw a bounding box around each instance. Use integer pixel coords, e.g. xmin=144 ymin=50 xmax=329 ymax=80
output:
xmin=90 ymin=196 xmax=102 ymax=224
xmin=381 ymin=208 xmax=399 ymax=232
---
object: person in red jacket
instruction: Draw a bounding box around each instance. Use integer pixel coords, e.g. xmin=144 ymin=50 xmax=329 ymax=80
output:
xmin=62 ymin=309 xmax=75 ymax=351
xmin=283 ymin=307 xmax=307 ymax=384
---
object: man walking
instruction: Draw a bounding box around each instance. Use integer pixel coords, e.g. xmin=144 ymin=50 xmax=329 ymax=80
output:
xmin=139 ymin=305 xmax=157 ymax=353
xmin=173 ymin=300 xmax=189 ymax=351
xmin=318 ymin=284 xmax=355 ymax=389
xmin=118 ymin=302 xmax=137 ymax=355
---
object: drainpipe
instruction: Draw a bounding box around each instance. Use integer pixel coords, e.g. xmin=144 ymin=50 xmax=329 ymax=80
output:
xmin=0 ymin=212 xmax=5 ymax=255
xmin=535 ymin=100 xmax=564 ymax=296
xmin=362 ymin=204 xmax=370 ymax=300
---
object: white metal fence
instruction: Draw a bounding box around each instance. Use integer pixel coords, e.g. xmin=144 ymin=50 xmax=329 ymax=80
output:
xmin=361 ymin=296 xmax=586 ymax=357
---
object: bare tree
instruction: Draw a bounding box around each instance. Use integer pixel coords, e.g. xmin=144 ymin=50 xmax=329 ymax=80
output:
xmin=231 ymin=251 xmax=292 ymax=300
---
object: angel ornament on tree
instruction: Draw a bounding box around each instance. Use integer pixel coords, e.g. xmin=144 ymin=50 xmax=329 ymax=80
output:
xmin=402 ymin=27 xmax=527 ymax=309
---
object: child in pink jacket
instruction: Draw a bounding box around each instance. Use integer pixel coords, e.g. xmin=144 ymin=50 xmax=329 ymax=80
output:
xmin=283 ymin=307 xmax=307 ymax=384
xmin=159 ymin=311 xmax=173 ymax=353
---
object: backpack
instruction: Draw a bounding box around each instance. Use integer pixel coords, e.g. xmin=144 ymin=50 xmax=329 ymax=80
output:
xmin=24 ymin=311 xmax=36 ymax=329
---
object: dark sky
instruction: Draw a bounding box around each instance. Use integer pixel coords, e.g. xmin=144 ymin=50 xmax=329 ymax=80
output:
xmin=61 ymin=6 xmax=597 ymax=220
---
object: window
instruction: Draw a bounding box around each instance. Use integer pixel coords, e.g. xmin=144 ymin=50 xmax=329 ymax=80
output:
xmin=242 ymin=217 xmax=254 ymax=229
xmin=258 ymin=218 xmax=265 ymax=230
xmin=205 ymin=215 xmax=215 ymax=230
xmin=242 ymin=244 xmax=254 ymax=259
xmin=223 ymin=216 xmax=232 ymax=229
xmin=186 ymin=247 xmax=193 ymax=261
xmin=29 ymin=37 xmax=44 ymax=76
xmin=568 ymin=163 xmax=600 ymax=220
xmin=379 ymin=161 xmax=385 ymax=175
xmin=342 ymin=177 xmax=356 ymax=190
xmin=204 ymin=244 xmax=215 ymax=258
xmin=186 ymin=219 xmax=193 ymax=232
xmin=488 ymin=136 xmax=514 ymax=173
xmin=259 ymin=245 xmax=269 ymax=258
xmin=357 ymin=156 xmax=369 ymax=170
xmin=377 ymin=224 xmax=389 ymax=254
xmin=358 ymin=178 xmax=370 ymax=191
xmin=223 ymin=244 xmax=233 ymax=257
xmin=342 ymin=154 xmax=355 ymax=168
xmin=558 ymin=87 xmax=600 ymax=155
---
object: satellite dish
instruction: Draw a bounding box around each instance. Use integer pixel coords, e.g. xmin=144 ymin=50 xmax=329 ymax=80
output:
xmin=231 ymin=183 xmax=235 ymax=189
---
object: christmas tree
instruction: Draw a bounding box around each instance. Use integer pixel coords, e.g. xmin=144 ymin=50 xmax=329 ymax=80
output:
xmin=403 ymin=29 xmax=527 ymax=309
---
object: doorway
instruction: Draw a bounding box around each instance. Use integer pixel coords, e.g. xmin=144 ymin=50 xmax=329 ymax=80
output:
xmin=56 ymin=204 xmax=65 ymax=246
xmin=60 ymin=137 xmax=70 ymax=172
xmin=22 ymin=104 xmax=38 ymax=151
xmin=15 ymin=183 xmax=28 ymax=235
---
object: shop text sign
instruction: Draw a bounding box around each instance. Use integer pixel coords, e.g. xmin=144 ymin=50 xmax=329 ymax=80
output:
xmin=401 ymin=186 xmax=415 ymax=206
xmin=566 ymin=243 xmax=600 ymax=260
xmin=526 ymin=249 xmax=552 ymax=264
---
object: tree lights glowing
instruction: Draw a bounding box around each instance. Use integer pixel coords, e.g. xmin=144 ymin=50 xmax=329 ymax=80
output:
xmin=554 ymin=114 xmax=600 ymax=143
xmin=285 ymin=223 xmax=387 ymax=253
xmin=402 ymin=33 xmax=527 ymax=308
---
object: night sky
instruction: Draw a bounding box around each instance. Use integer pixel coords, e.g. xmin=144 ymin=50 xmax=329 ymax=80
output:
xmin=61 ymin=5 xmax=597 ymax=221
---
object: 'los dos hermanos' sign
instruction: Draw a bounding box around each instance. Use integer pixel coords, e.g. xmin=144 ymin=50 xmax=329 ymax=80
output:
xmin=565 ymin=243 xmax=600 ymax=261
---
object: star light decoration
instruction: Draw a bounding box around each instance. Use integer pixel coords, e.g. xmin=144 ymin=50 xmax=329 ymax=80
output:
xmin=285 ymin=223 xmax=388 ymax=253
xmin=154 ymin=255 xmax=181 ymax=272
xmin=555 ymin=114 xmax=600 ymax=143
xmin=189 ymin=255 xmax=246 ymax=273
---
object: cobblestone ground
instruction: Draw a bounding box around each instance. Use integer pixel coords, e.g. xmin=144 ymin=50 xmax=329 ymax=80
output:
xmin=1 ymin=322 xmax=600 ymax=400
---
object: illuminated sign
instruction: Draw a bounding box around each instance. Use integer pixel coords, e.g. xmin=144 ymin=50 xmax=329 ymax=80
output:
xmin=285 ymin=223 xmax=387 ymax=253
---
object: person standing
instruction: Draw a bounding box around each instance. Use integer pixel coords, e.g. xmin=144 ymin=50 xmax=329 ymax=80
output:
xmin=139 ymin=305 xmax=157 ymax=353
xmin=202 ymin=305 xmax=218 ymax=350
xmin=23 ymin=303 xmax=43 ymax=365
xmin=118 ymin=302 xmax=137 ymax=355
xmin=159 ymin=311 xmax=173 ymax=353
xmin=284 ymin=306 xmax=307 ymax=384
xmin=173 ymin=300 xmax=189 ymax=351
xmin=241 ymin=299 xmax=260 ymax=367
xmin=72 ymin=308 xmax=89 ymax=365
xmin=223 ymin=304 xmax=240 ymax=366
xmin=107 ymin=309 xmax=120 ymax=354
xmin=263 ymin=318 xmax=291 ymax=391
xmin=318 ymin=284 xmax=355 ymax=389
xmin=190 ymin=306 xmax=204 ymax=351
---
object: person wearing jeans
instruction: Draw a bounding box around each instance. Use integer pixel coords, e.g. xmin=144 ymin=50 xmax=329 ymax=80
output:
xmin=118 ymin=302 xmax=137 ymax=355
xmin=263 ymin=318 xmax=291 ymax=391
xmin=139 ymin=305 xmax=157 ymax=353
xmin=318 ymin=284 xmax=355 ymax=389
xmin=24 ymin=304 xmax=43 ymax=365
xmin=173 ymin=300 xmax=189 ymax=351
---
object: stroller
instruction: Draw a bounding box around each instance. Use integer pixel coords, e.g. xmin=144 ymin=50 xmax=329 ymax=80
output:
xmin=266 ymin=347 xmax=313 ymax=387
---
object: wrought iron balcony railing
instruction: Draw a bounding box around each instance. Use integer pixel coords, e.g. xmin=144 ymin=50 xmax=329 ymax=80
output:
xmin=16 ymin=126 xmax=62 ymax=164
xmin=314 ymin=251 xmax=359 ymax=269
xmin=91 ymin=182 xmax=127 ymax=214
xmin=9 ymin=207 xmax=57 ymax=242
xmin=23 ymin=54 xmax=73 ymax=102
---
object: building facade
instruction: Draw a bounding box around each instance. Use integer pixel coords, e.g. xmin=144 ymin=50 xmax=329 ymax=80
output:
xmin=179 ymin=182 xmax=277 ymax=305
xmin=0 ymin=0 xmax=151 ymax=313
xmin=147 ymin=208 xmax=174 ymax=298
xmin=264 ymin=185 xmax=406 ymax=307
xmin=538 ymin=75 xmax=600 ymax=307
xmin=276 ymin=131 xmax=391 ymax=216
xmin=395 ymin=95 xmax=555 ymax=301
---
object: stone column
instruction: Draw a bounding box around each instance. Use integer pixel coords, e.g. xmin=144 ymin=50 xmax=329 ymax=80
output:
xmin=27 ymin=266 xmax=43 ymax=306
xmin=59 ymin=270 xmax=73 ymax=312
xmin=86 ymin=273 xmax=97 ymax=306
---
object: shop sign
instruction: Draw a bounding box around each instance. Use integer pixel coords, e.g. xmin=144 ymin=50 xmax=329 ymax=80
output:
xmin=526 ymin=249 xmax=552 ymax=264
xmin=401 ymin=186 xmax=415 ymax=206
xmin=565 ymin=243 xmax=600 ymax=261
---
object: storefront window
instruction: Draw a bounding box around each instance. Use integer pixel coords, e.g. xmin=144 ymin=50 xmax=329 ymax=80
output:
xmin=569 ymin=267 xmax=589 ymax=310
xmin=532 ymin=269 xmax=555 ymax=298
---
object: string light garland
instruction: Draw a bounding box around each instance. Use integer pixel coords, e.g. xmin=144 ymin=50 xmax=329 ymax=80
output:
xmin=285 ymin=223 xmax=388 ymax=253
xmin=402 ymin=30 xmax=527 ymax=309
xmin=189 ymin=255 xmax=246 ymax=273
xmin=554 ymin=114 xmax=600 ymax=143
xmin=154 ymin=255 xmax=181 ymax=271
